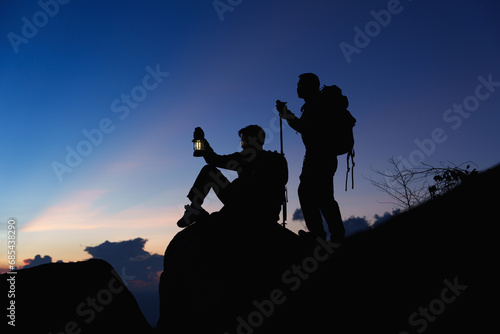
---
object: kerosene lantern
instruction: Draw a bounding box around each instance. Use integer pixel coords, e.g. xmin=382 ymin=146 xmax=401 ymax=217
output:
xmin=192 ymin=127 xmax=205 ymax=157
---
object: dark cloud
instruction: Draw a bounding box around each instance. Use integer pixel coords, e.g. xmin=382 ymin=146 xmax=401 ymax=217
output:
xmin=343 ymin=216 xmax=371 ymax=237
xmin=292 ymin=207 xmax=402 ymax=236
xmin=22 ymin=255 xmax=58 ymax=269
xmin=84 ymin=238 xmax=163 ymax=289
xmin=21 ymin=238 xmax=164 ymax=289
xmin=373 ymin=209 xmax=401 ymax=228
xmin=292 ymin=208 xmax=304 ymax=221
xmin=83 ymin=238 xmax=163 ymax=326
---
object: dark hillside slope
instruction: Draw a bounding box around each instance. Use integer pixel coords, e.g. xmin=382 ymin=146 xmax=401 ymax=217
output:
xmin=158 ymin=164 xmax=499 ymax=333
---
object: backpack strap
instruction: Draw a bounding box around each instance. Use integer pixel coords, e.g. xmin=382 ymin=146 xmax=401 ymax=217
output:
xmin=345 ymin=149 xmax=355 ymax=191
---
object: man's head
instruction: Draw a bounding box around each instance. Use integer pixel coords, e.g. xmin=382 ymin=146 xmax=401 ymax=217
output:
xmin=238 ymin=125 xmax=265 ymax=150
xmin=297 ymin=73 xmax=320 ymax=100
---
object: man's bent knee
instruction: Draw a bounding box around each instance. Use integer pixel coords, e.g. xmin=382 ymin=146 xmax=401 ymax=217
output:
xmin=200 ymin=164 xmax=219 ymax=175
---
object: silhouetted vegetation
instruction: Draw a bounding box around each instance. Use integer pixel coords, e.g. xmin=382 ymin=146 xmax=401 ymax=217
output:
xmin=369 ymin=158 xmax=478 ymax=210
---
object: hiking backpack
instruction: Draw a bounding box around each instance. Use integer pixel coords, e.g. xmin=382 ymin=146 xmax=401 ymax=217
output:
xmin=320 ymin=84 xmax=356 ymax=190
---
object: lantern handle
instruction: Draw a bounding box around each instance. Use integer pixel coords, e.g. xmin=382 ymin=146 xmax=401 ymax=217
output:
xmin=193 ymin=127 xmax=205 ymax=140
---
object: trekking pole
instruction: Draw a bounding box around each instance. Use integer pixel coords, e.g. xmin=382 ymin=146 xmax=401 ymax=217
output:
xmin=279 ymin=106 xmax=288 ymax=228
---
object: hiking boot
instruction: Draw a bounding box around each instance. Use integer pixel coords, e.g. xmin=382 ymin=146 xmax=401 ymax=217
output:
xmin=177 ymin=205 xmax=208 ymax=228
xmin=299 ymin=230 xmax=327 ymax=240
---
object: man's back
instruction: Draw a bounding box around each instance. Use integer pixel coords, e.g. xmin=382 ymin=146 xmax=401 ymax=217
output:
xmin=228 ymin=150 xmax=288 ymax=222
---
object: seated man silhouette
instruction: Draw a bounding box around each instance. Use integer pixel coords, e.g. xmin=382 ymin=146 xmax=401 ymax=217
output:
xmin=177 ymin=125 xmax=288 ymax=228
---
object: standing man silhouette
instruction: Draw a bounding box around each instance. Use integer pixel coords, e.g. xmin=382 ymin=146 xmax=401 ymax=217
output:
xmin=277 ymin=73 xmax=345 ymax=242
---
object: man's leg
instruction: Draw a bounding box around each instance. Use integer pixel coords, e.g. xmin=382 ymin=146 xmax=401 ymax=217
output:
xmin=187 ymin=165 xmax=230 ymax=208
xmin=179 ymin=165 xmax=230 ymax=227
xmin=298 ymin=179 xmax=325 ymax=240
xmin=298 ymin=156 xmax=326 ymax=239
xmin=318 ymin=158 xmax=345 ymax=242
xmin=318 ymin=181 xmax=345 ymax=242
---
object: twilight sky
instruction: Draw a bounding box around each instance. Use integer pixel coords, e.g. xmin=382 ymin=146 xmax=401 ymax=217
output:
xmin=1 ymin=0 xmax=500 ymax=271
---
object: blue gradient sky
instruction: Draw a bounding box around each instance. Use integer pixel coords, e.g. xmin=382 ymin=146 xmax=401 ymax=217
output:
xmin=1 ymin=0 xmax=500 ymax=268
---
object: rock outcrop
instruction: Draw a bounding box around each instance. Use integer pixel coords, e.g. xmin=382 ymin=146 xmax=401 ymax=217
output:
xmin=157 ymin=164 xmax=499 ymax=333
xmin=1 ymin=259 xmax=153 ymax=334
